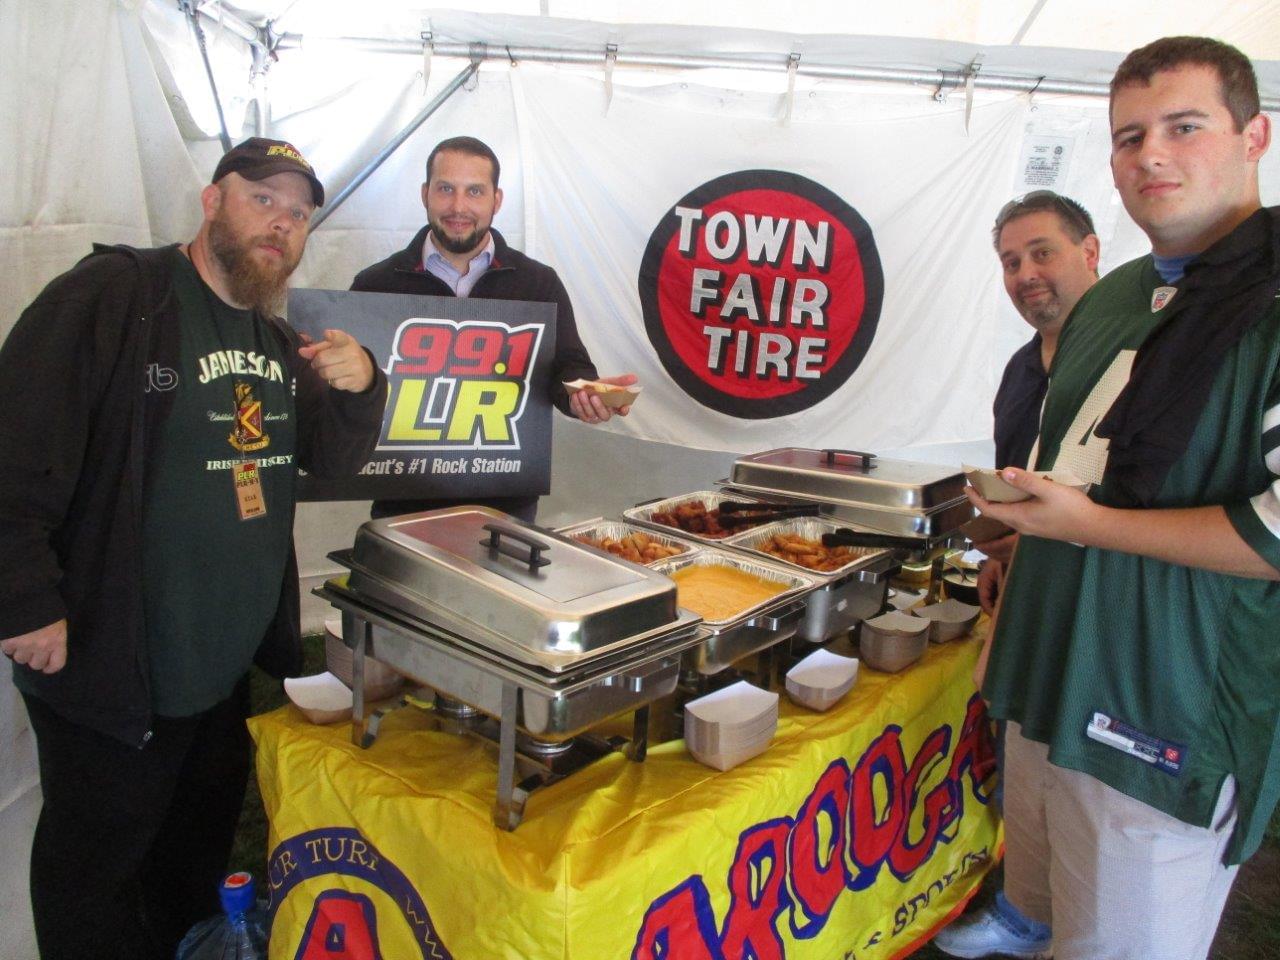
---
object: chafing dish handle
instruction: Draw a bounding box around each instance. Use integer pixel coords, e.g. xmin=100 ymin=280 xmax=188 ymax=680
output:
xmin=746 ymin=600 xmax=807 ymax=631
xmin=822 ymin=448 xmax=877 ymax=471
xmin=479 ymin=523 xmax=552 ymax=571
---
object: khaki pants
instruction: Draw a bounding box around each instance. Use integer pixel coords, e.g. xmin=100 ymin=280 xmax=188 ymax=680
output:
xmin=1002 ymin=723 xmax=1239 ymax=960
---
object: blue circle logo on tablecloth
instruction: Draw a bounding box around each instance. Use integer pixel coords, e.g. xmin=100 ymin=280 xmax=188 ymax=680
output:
xmin=267 ymin=827 xmax=452 ymax=959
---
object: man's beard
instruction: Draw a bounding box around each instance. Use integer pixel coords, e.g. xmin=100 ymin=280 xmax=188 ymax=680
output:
xmin=428 ymin=217 xmax=486 ymax=256
xmin=1017 ymin=287 xmax=1063 ymax=329
xmin=208 ymin=213 xmax=300 ymax=313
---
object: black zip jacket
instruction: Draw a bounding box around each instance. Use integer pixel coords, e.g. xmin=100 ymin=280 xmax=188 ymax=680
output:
xmin=351 ymin=226 xmax=598 ymax=517
xmin=0 ymin=244 xmax=388 ymax=746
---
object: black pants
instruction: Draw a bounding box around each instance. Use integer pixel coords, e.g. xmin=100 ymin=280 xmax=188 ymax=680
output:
xmin=23 ymin=678 xmax=251 ymax=960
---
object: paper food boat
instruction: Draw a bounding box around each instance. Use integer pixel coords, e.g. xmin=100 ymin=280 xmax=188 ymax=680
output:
xmin=684 ymin=681 xmax=779 ymax=770
xmin=562 ymin=379 xmax=641 ymax=409
xmin=284 ymin=671 xmax=354 ymax=725
xmin=911 ymin=598 xmax=981 ymax=643
xmin=860 ymin=611 xmax=930 ymax=673
xmin=786 ymin=648 xmax=859 ymax=712
xmin=962 ymin=464 xmax=1089 ymax=504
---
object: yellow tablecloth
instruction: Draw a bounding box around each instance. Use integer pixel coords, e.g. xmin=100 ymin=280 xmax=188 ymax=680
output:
xmin=250 ymin=634 xmax=1001 ymax=960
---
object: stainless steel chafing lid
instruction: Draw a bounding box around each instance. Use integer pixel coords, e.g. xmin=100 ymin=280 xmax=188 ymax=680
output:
xmin=349 ymin=507 xmax=680 ymax=659
xmin=730 ymin=448 xmax=966 ymax=510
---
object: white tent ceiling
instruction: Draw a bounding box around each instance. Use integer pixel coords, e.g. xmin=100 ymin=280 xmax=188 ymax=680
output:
xmin=191 ymin=0 xmax=1280 ymax=101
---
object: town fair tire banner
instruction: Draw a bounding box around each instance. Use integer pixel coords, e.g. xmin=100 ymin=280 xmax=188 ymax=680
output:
xmin=639 ymin=170 xmax=883 ymax=419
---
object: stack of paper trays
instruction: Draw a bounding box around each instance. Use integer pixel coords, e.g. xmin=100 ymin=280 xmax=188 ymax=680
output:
xmin=324 ymin=618 xmax=404 ymax=700
xmin=911 ymin=598 xmax=981 ymax=643
xmin=860 ymin=611 xmax=930 ymax=673
xmin=684 ymin=681 xmax=779 ymax=771
xmin=786 ymin=648 xmax=860 ymax=712
xmin=284 ymin=671 xmax=354 ymax=725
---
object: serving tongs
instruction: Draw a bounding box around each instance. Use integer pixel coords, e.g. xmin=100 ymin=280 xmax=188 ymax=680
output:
xmin=716 ymin=500 xmax=822 ymax=527
xmin=820 ymin=528 xmax=923 ymax=550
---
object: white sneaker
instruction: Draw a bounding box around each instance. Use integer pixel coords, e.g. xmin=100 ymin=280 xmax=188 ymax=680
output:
xmin=931 ymin=905 xmax=1053 ymax=959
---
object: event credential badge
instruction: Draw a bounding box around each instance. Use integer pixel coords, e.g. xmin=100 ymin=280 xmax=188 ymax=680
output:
xmin=229 ymin=380 xmax=269 ymax=520
xmin=233 ymin=461 xmax=266 ymax=520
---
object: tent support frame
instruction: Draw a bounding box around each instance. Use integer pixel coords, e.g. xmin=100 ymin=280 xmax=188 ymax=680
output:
xmin=190 ymin=6 xmax=1279 ymax=112
xmin=309 ymin=55 xmax=483 ymax=229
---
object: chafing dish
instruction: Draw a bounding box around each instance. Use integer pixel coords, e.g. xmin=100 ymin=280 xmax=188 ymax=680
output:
xmin=345 ymin=507 xmax=691 ymax=672
xmin=722 ymin=517 xmax=900 ymax=643
xmin=650 ymin=547 xmax=815 ymax=675
xmin=317 ymin=506 xmax=704 ymax=829
xmin=723 ymin=448 xmax=971 ymax=540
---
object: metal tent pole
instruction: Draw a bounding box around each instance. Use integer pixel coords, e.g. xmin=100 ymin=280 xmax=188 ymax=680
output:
xmin=269 ymin=34 xmax=1280 ymax=112
xmin=309 ymin=57 xmax=482 ymax=229
xmin=181 ymin=0 xmax=235 ymax=151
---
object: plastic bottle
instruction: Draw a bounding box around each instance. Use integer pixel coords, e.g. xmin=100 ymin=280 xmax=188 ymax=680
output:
xmin=175 ymin=871 xmax=270 ymax=959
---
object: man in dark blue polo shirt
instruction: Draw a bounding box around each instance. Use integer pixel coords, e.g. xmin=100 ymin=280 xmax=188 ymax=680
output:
xmin=933 ymin=190 xmax=1098 ymax=960
xmin=975 ymin=192 xmax=1101 ymax=614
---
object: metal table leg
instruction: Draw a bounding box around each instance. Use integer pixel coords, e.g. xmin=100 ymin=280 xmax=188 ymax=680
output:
xmin=351 ymin=618 xmax=369 ymax=747
xmin=493 ymin=682 xmax=527 ymax=830
xmin=628 ymin=705 xmax=650 ymax=762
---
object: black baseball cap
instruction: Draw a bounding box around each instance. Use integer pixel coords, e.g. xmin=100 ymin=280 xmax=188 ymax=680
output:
xmin=212 ymin=137 xmax=325 ymax=207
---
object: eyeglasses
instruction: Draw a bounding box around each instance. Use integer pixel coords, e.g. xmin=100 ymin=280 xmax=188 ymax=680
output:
xmin=993 ymin=190 xmax=1095 ymax=243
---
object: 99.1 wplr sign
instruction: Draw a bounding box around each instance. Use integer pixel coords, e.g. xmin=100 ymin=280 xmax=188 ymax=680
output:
xmin=288 ymin=290 xmax=556 ymax=501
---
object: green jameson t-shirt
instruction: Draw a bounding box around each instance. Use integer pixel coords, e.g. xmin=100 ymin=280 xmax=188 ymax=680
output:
xmin=983 ymin=255 xmax=1280 ymax=865
xmin=142 ymin=250 xmax=297 ymax=716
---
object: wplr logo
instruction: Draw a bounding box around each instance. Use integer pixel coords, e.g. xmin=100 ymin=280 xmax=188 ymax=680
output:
xmin=379 ymin=318 xmax=545 ymax=449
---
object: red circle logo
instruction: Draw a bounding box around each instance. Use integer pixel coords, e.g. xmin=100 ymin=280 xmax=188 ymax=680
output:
xmin=639 ymin=171 xmax=882 ymax=418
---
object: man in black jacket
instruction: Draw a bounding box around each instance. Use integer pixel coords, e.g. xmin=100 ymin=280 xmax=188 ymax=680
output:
xmin=0 ymin=138 xmax=387 ymax=960
xmin=351 ymin=135 xmax=635 ymax=520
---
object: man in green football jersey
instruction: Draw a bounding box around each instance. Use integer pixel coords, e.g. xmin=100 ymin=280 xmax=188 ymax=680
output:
xmin=967 ymin=36 xmax=1280 ymax=960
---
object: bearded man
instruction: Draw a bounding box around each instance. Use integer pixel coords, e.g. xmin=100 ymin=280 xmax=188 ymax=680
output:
xmin=0 ymin=138 xmax=387 ymax=960
xmin=351 ymin=135 xmax=634 ymax=521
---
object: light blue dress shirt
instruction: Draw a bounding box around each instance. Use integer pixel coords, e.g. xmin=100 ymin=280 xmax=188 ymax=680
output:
xmin=422 ymin=231 xmax=495 ymax=298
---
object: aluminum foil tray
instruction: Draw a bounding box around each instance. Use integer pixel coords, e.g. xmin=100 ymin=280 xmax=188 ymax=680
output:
xmin=622 ymin=490 xmax=773 ymax=544
xmin=649 ymin=547 xmax=814 ymax=629
xmin=722 ymin=517 xmax=891 ymax=581
xmin=554 ymin=518 xmax=698 ymax=566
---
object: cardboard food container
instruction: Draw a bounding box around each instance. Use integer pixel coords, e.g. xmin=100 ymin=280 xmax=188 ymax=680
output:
xmin=562 ymin=379 xmax=641 ymax=409
xmin=786 ymin=648 xmax=859 ymax=712
xmin=324 ymin=619 xmax=405 ymax=701
xmin=860 ymin=611 xmax=930 ymax=673
xmin=284 ymin=672 xmax=354 ymax=725
xmin=684 ymin=681 xmax=778 ymax=771
xmin=911 ymin=598 xmax=981 ymax=643
xmin=962 ymin=464 xmax=1089 ymax=504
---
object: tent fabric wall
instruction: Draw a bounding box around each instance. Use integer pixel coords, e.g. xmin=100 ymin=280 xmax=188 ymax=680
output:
xmin=0 ymin=2 xmax=205 ymax=954
xmin=3 ymin=2 xmax=1280 ymax=955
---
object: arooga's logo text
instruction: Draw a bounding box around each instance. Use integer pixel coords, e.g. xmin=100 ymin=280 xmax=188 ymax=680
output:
xmin=267 ymin=827 xmax=452 ymax=960
xmin=378 ymin=318 xmax=545 ymax=450
xmin=638 ymin=170 xmax=883 ymax=418
xmin=632 ymin=695 xmax=996 ymax=959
